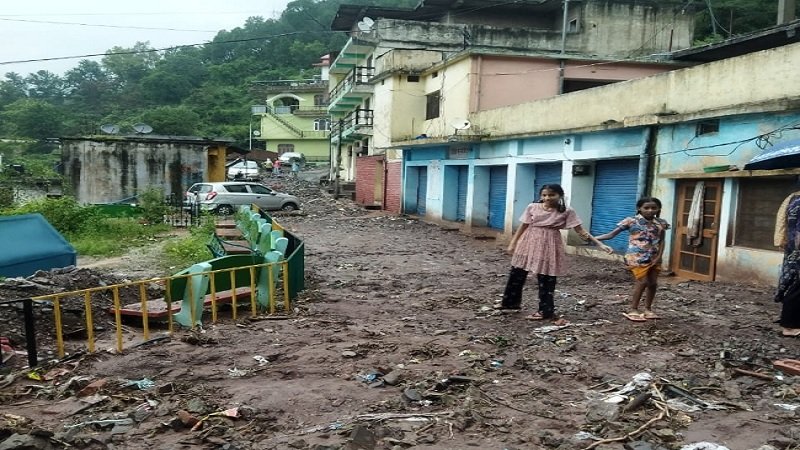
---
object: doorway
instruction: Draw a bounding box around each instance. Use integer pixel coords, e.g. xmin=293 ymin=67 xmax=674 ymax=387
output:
xmin=672 ymin=180 xmax=723 ymax=281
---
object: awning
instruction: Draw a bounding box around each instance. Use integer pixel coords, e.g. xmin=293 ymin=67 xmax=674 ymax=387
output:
xmin=744 ymin=138 xmax=800 ymax=170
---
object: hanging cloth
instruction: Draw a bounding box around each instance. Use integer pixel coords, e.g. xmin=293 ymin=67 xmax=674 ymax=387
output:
xmin=686 ymin=181 xmax=705 ymax=248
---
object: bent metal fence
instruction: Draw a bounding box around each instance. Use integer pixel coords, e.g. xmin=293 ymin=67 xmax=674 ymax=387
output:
xmin=2 ymin=258 xmax=299 ymax=367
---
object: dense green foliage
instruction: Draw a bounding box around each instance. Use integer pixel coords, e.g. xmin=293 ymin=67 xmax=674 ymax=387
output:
xmin=162 ymin=219 xmax=216 ymax=269
xmin=694 ymin=0 xmax=779 ymax=44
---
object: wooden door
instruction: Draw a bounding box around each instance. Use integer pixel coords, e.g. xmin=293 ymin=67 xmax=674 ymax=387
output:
xmin=672 ymin=180 xmax=723 ymax=281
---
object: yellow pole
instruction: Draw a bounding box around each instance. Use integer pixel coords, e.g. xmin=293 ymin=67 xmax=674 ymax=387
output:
xmin=230 ymin=270 xmax=237 ymax=320
xmin=209 ymin=271 xmax=218 ymax=323
xmin=83 ymin=291 xmax=95 ymax=353
xmin=139 ymin=283 xmax=150 ymax=341
xmin=112 ymin=287 xmax=123 ymax=353
xmin=267 ymin=264 xmax=275 ymax=314
xmin=53 ymin=296 xmax=65 ymax=358
xmin=249 ymin=265 xmax=257 ymax=317
xmin=282 ymin=261 xmax=291 ymax=312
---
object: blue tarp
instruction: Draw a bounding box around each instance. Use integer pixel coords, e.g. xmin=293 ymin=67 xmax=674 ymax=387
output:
xmin=0 ymin=213 xmax=77 ymax=278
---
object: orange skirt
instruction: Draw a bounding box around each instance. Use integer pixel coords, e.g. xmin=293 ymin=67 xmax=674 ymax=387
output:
xmin=630 ymin=263 xmax=660 ymax=280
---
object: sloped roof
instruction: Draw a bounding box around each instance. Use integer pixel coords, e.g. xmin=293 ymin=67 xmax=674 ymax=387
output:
xmin=672 ymin=19 xmax=800 ymax=62
xmin=0 ymin=214 xmax=76 ymax=278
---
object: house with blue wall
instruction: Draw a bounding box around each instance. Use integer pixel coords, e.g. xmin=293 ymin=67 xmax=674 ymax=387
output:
xmin=398 ymin=23 xmax=800 ymax=284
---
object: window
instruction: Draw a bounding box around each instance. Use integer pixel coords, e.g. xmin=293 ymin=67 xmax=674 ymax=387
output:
xmin=696 ymin=120 xmax=720 ymax=136
xmin=432 ymin=71 xmax=438 ymax=78
xmin=278 ymin=144 xmax=295 ymax=153
xmin=223 ymin=184 xmax=249 ymax=193
xmin=248 ymin=184 xmax=272 ymax=195
xmin=407 ymin=75 xmax=420 ymax=82
xmin=735 ymin=177 xmax=797 ymax=250
xmin=314 ymin=118 xmax=330 ymax=131
xmin=313 ymin=94 xmax=326 ymax=106
xmin=568 ymin=18 xmax=578 ymax=32
xmin=426 ymin=90 xmax=441 ymax=120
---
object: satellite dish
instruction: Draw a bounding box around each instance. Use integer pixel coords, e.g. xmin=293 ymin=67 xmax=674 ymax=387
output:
xmin=100 ymin=124 xmax=119 ymax=134
xmin=132 ymin=123 xmax=153 ymax=134
xmin=450 ymin=119 xmax=472 ymax=131
xmin=252 ymin=130 xmax=261 ymax=137
xmin=357 ymin=16 xmax=375 ymax=32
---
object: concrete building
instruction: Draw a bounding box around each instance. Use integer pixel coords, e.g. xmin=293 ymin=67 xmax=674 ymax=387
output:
xmin=251 ymin=56 xmax=331 ymax=163
xmin=397 ymin=21 xmax=800 ymax=284
xmin=61 ymin=135 xmax=242 ymax=204
xmin=328 ymin=0 xmax=695 ymax=211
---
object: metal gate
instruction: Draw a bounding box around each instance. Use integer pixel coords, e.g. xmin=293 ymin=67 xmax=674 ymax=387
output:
xmin=534 ymin=163 xmax=563 ymax=199
xmin=590 ymin=159 xmax=640 ymax=252
xmin=456 ymin=166 xmax=468 ymax=222
xmin=488 ymin=166 xmax=507 ymax=230
xmin=416 ymin=167 xmax=428 ymax=216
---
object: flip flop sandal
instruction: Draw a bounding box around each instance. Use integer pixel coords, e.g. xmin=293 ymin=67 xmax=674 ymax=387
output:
xmin=551 ymin=317 xmax=569 ymax=326
xmin=781 ymin=328 xmax=800 ymax=337
xmin=623 ymin=312 xmax=647 ymax=322
xmin=643 ymin=312 xmax=661 ymax=320
xmin=525 ymin=312 xmax=546 ymax=321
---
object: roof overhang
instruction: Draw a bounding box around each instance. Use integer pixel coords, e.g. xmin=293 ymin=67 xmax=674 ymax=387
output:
xmin=672 ymin=19 xmax=800 ymax=63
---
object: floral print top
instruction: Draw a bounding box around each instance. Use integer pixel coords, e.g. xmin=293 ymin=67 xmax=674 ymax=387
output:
xmin=616 ymin=214 xmax=670 ymax=267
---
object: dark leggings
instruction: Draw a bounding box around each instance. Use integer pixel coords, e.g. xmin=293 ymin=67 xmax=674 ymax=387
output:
xmin=501 ymin=267 xmax=557 ymax=318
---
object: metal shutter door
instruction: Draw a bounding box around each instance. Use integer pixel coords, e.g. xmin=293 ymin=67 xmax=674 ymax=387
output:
xmin=416 ymin=168 xmax=428 ymax=216
xmin=534 ymin=163 xmax=563 ymax=199
xmin=488 ymin=166 xmax=507 ymax=230
xmin=590 ymin=159 xmax=640 ymax=252
xmin=456 ymin=166 xmax=468 ymax=222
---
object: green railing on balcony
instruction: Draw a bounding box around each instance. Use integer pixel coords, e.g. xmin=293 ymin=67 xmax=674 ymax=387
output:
xmin=329 ymin=66 xmax=375 ymax=104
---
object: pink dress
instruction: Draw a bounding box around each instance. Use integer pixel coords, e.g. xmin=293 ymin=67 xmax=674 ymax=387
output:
xmin=510 ymin=203 xmax=581 ymax=276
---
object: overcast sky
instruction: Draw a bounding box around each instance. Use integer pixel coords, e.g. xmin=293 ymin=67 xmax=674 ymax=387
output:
xmin=0 ymin=1 xmax=292 ymax=77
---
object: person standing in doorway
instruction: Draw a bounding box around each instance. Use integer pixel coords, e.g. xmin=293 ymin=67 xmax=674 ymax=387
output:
xmin=595 ymin=197 xmax=670 ymax=322
xmin=775 ymin=190 xmax=800 ymax=337
xmin=495 ymin=184 xmax=613 ymax=324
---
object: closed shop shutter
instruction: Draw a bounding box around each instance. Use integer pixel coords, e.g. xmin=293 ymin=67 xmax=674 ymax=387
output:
xmin=416 ymin=168 xmax=428 ymax=216
xmin=534 ymin=163 xmax=563 ymax=199
xmin=590 ymin=159 xmax=640 ymax=252
xmin=456 ymin=166 xmax=468 ymax=222
xmin=488 ymin=166 xmax=507 ymax=230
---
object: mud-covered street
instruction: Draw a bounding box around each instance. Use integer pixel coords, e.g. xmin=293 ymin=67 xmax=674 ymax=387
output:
xmin=1 ymin=183 xmax=800 ymax=450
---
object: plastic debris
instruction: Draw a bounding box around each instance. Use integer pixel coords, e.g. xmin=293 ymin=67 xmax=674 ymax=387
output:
xmin=253 ymin=355 xmax=269 ymax=366
xmin=774 ymin=403 xmax=800 ymax=411
xmin=228 ymin=367 xmax=249 ymax=378
xmin=679 ymin=443 xmax=731 ymax=450
xmin=121 ymin=378 xmax=155 ymax=390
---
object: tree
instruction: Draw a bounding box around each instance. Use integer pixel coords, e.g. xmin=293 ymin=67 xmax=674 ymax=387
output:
xmin=694 ymin=0 xmax=778 ymax=43
xmin=1 ymin=98 xmax=64 ymax=139
xmin=140 ymin=106 xmax=200 ymax=135
xmin=0 ymin=72 xmax=28 ymax=107
xmin=25 ymin=70 xmax=64 ymax=103
xmin=102 ymin=42 xmax=160 ymax=86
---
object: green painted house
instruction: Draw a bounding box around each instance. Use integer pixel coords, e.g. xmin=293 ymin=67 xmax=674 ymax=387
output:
xmin=251 ymin=57 xmax=331 ymax=163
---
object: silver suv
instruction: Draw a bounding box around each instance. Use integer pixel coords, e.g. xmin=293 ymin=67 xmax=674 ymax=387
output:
xmin=186 ymin=182 xmax=300 ymax=215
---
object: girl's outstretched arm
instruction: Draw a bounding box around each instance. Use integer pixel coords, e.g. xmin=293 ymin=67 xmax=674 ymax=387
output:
xmin=594 ymin=227 xmax=623 ymax=241
xmin=507 ymin=223 xmax=529 ymax=254
xmin=573 ymin=224 xmax=614 ymax=254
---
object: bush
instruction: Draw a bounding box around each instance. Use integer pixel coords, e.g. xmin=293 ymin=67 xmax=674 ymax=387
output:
xmin=162 ymin=218 xmax=215 ymax=269
xmin=2 ymin=196 xmax=95 ymax=235
xmin=138 ymin=187 xmax=169 ymax=225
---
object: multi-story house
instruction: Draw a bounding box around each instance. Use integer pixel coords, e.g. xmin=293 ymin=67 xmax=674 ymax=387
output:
xmin=327 ymin=0 xmax=695 ymax=211
xmin=251 ymin=56 xmax=331 ymax=163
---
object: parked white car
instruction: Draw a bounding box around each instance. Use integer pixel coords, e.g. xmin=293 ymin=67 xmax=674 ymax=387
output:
xmin=226 ymin=160 xmax=260 ymax=181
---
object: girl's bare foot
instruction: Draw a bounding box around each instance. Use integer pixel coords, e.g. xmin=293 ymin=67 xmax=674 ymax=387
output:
xmin=781 ymin=328 xmax=800 ymax=337
xmin=643 ymin=310 xmax=660 ymax=319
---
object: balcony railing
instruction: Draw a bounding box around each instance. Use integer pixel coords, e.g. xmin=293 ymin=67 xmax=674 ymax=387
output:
xmin=329 ymin=66 xmax=375 ymax=103
xmin=330 ymin=108 xmax=374 ymax=137
xmin=269 ymin=105 xmax=329 ymax=116
xmin=251 ymin=78 xmax=328 ymax=93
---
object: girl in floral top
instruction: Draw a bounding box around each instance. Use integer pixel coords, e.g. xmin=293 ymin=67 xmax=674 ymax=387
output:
xmin=596 ymin=197 xmax=670 ymax=322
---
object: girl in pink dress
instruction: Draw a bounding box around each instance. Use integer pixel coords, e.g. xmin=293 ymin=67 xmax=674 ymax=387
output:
xmin=495 ymin=184 xmax=612 ymax=324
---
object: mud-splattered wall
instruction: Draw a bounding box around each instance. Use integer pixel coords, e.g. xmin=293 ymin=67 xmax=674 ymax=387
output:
xmin=62 ymin=139 xmax=207 ymax=204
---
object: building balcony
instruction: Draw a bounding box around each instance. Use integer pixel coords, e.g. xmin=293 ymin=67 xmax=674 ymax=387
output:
xmin=268 ymin=105 xmax=329 ymax=117
xmin=330 ymin=108 xmax=374 ymax=142
xmin=251 ymin=78 xmax=328 ymax=94
xmin=328 ymin=66 xmax=375 ymax=114
xmin=330 ymin=38 xmax=375 ymax=75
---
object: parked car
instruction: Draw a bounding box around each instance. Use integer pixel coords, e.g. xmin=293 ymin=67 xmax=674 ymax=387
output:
xmin=185 ymin=182 xmax=300 ymax=215
xmin=226 ymin=160 xmax=260 ymax=181
xmin=278 ymin=152 xmax=305 ymax=164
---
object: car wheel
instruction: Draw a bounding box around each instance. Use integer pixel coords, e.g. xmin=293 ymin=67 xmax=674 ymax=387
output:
xmin=216 ymin=205 xmax=234 ymax=215
xmin=281 ymin=203 xmax=298 ymax=212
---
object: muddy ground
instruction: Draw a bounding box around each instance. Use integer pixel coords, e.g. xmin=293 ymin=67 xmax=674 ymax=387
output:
xmin=0 ymin=178 xmax=799 ymax=450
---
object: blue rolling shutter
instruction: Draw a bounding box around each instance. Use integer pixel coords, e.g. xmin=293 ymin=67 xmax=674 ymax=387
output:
xmin=590 ymin=159 xmax=640 ymax=252
xmin=456 ymin=166 xmax=468 ymax=222
xmin=416 ymin=168 xmax=427 ymax=216
xmin=488 ymin=166 xmax=507 ymax=230
xmin=534 ymin=163 xmax=563 ymax=200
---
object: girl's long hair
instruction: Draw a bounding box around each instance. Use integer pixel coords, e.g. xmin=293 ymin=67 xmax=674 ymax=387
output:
xmin=539 ymin=184 xmax=567 ymax=213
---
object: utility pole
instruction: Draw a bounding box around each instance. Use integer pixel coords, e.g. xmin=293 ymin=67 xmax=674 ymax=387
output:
xmin=558 ymin=0 xmax=570 ymax=94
